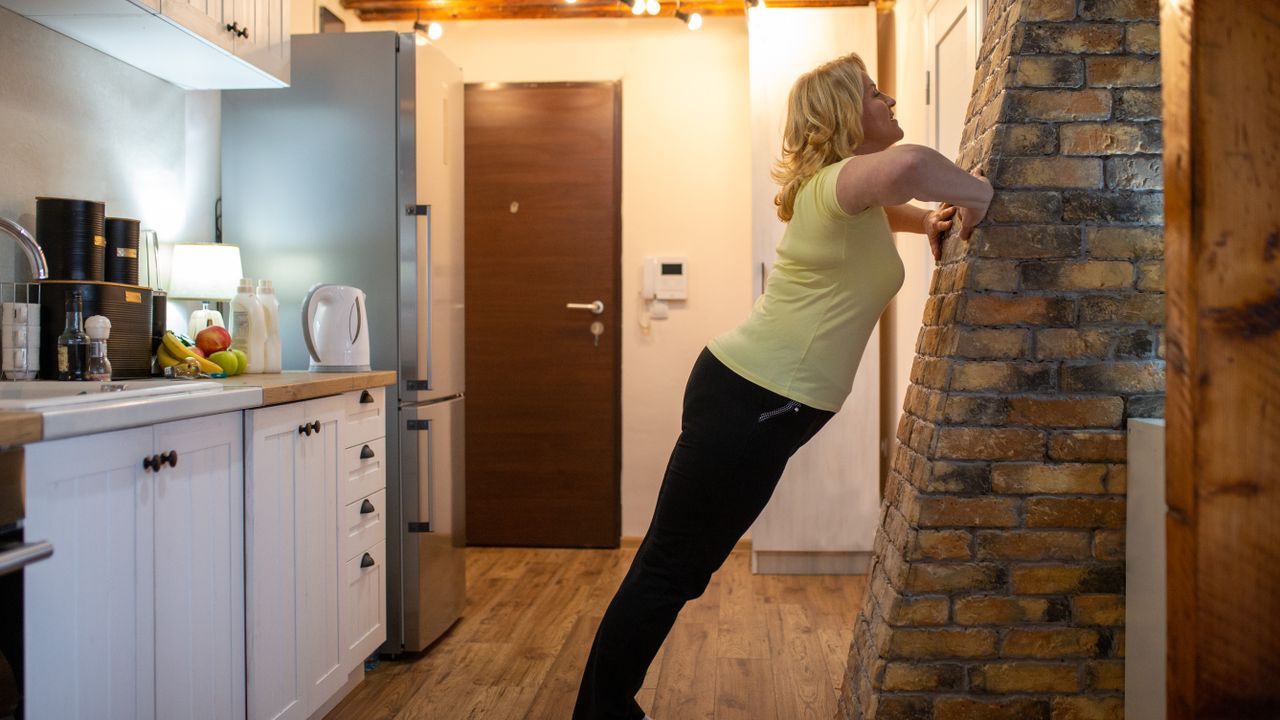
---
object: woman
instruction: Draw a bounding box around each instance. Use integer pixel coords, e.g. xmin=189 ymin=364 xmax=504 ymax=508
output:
xmin=573 ymin=52 xmax=993 ymax=720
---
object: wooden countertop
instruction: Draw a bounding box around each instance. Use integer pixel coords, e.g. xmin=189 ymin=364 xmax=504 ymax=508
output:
xmin=0 ymin=370 xmax=396 ymax=446
xmin=211 ymin=370 xmax=397 ymax=406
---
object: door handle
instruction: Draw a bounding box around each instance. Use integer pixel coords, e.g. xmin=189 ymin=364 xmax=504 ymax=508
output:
xmin=566 ymin=300 xmax=604 ymax=314
xmin=0 ymin=541 xmax=54 ymax=577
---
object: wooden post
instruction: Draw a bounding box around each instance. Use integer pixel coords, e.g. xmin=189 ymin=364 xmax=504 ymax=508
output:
xmin=1162 ymin=0 xmax=1280 ymax=717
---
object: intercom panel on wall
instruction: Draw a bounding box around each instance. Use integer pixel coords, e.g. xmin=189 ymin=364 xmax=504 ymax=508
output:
xmin=642 ymin=256 xmax=688 ymax=300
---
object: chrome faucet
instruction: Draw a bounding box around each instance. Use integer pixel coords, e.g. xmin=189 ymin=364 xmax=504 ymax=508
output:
xmin=0 ymin=217 xmax=49 ymax=280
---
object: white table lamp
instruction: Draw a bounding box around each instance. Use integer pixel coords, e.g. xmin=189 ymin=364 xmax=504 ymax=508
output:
xmin=167 ymin=243 xmax=244 ymax=337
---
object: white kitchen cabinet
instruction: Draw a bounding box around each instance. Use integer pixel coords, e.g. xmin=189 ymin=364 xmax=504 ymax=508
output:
xmin=245 ymin=395 xmax=344 ymax=720
xmin=0 ymin=0 xmax=289 ymax=89
xmin=24 ymin=411 xmax=245 ymax=720
xmin=245 ymin=387 xmax=388 ymax=720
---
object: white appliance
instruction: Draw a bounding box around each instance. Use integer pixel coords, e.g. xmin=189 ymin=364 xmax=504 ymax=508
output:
xmin=302 ymin=283 xmax=372 ymax=372
xmin=222 ymin=32 xmax=466 ymax=653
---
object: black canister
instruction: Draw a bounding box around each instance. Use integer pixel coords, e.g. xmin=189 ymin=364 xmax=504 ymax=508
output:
xmin=104 ymin=217 xmax=140 ymax=285
xmin=36 ymin=197 xmax=106 ymax=281
xmin=151 ymin=290 xmax=167 ymax=375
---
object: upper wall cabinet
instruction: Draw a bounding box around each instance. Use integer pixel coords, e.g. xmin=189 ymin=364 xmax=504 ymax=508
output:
xmin=0 ymin=0 xmax=289 ymax=89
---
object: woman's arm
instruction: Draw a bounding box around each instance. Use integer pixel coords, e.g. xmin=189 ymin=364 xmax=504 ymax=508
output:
xmin=836 ymin=144 xmax=993 ymax=237
xmin=885 ymin=203 xmax=958 ymax=262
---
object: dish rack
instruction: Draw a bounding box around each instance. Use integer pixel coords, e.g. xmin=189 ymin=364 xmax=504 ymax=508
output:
xmin=1 ymin=282 xmax=41 ymax=381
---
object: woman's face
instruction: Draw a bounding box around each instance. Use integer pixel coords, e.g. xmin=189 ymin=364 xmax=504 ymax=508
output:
xmin=854 ymin=72 xmax=903 ymax=154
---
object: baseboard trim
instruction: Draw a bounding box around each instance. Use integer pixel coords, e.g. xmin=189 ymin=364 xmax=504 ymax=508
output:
xmin=751 ymin=550 xmax=871 ymax=576
xmin=620 ymin=535 xmax=753 ymax=553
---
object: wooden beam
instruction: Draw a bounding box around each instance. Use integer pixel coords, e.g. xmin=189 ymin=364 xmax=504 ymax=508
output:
xmin=1163 ymin=0 xmax=1280 ymax=718
xmin=342 ymin=0 xmax=872 ymax=21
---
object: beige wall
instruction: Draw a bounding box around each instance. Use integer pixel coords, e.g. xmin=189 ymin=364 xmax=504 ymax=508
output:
xmin=384 ymin=18 xmax=756 ymax=538
xmin=888 ymin=0 xmax=933 ymax=451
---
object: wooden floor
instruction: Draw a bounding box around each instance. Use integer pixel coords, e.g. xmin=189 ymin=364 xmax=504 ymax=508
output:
xmin=327 ymin=546 xmax=865 ymax=720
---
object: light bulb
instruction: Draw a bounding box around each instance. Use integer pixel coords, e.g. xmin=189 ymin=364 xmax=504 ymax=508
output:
xmin=688 ymin=11 xmax=702 ymax=29
xmin=427 ymin=21 xmax=443 ymax=40
xmin=646 ymin=0 xmax=660 ymax=14
xmin=631 ymin=0 xmax=645 ymax=15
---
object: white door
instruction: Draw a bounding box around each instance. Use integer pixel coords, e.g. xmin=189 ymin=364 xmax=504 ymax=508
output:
xmin=926 ymin=0 xmax=984 ymax=161
xmin=24 ymin=427 xmax=157 ymax=720
xmin=296 ymin=396 xmax=346 ymax=716
xmin=152 ymin=412 xmax=246 ymax=720
xmin=245 ymin=403 xmax=306 ymax=720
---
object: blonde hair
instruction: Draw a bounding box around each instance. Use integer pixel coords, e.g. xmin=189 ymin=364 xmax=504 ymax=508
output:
xmin=772 ymin=53 xmax=869 ymax=222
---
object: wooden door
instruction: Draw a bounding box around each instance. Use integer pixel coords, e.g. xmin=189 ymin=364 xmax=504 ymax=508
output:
xmin=151 ymin=412 xmax=245 ymax=720
xmin=465 ymin=82 xmax=622 ymax=548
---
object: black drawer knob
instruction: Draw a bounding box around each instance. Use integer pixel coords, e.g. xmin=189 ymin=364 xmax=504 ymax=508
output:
xmin=298 ymin=424 xmax=310 ymax=436
xmin=311 ymin=420 xmax=321 ymax=434
xmin=161 ymin=450 xmax=178 ymax=468
xmin=360 ymin=552 xmax=375 ymax=568
xmin=360 ymin=498 xmax=375 ymax=514
xmin=359 ymin=390 xmax=374 ymax=404
xmin=360 ymin=445 xmax=375 ymax=460
xmin=143 ymin=455 xmax=160 ymax=472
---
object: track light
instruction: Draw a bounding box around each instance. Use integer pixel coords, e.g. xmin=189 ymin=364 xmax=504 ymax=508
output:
xmin=413 ymin=13 xmax=443 ymax=44
xmin=646 ymin=0 xmax=660 ymax=14
xmin=674 ymin=9 xmax=701 ymax=28
xmin=630 ymin=0 xmax=645 ymax=15
xmin=674 ymin=0 xmax=701 ymax=29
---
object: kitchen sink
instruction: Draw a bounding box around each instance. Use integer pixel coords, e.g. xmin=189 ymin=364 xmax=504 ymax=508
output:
xmin=0 ymin=379 xmax=223 ymax=411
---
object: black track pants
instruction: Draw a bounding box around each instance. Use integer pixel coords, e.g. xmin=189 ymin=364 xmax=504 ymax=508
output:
xmin=572 ymin=348 xmax=836 ymax=719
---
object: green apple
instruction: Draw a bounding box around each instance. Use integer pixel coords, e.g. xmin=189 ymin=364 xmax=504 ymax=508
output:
xmin=231 ymin=349 xmax=249 ymax=376
xmin=209 ymin=350 xmax=240 ymax=376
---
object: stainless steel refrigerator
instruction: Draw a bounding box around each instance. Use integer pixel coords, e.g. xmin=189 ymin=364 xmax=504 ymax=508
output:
xmin=221 ymin=31 xmax=466 ymax=653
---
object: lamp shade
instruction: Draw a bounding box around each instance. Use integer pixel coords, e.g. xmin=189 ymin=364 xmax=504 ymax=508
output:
xmin=167 ymin=243 xmax=244 ymax=300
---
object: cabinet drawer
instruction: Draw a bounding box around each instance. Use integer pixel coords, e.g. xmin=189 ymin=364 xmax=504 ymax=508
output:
xmin=342 ymin=541 xmax=386 ymax=669
xmin=342 ymin=387 xmax=386 ymax=448
xmin=341 ymin=489 xmax=386 ymax=563
xmin=342 ymin=437 xmax=385 ymax=506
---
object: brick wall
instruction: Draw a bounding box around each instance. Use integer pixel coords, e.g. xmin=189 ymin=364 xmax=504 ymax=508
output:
xmin=837 ymin=0 xmax=1163 ymax=717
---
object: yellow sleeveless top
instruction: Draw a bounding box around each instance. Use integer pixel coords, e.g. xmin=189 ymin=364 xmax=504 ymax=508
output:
xmin=708 ymin=158 xmax=906 ymax=412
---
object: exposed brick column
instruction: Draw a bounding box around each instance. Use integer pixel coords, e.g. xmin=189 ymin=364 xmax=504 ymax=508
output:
xmin=837 ymin=0 xmax=1163 ymax=718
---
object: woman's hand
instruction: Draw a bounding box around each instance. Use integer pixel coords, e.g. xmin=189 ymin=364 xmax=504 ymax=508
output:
xmin=923 ymin=204 xmax=956 ymax=262
xmin=957 ymin=168 xmax=992 ymax=240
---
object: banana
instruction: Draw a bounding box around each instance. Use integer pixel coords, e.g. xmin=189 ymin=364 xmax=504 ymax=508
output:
xmin=156 ymin=345 xmax=182 ymax=369
xmin=161 ymin=331 xmax=224 ymax=375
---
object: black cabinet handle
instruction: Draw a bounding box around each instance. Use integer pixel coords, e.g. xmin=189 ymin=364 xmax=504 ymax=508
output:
xmin=311 ymin=420 xmax=321 ymax=434
xmin=360 ymin=498 xmax=375 ymax=514
xmin=161 ymin=450 xmax=178 ymax=468
xmin=298 ymin=424 xmax=310 ymax=436
xmin=360 ymin=445 xmax=374 ymax=460
xmin=240 ymin=25 xmax=249 ymax=39
xmin=360 ymin=553 xmax=375 ymax=568
xmin=225 ymin=22 xmax=248 ymax=38
xmin=359 ymin=390 xmax=374 ymax=404
xmin=143 ymin=455 xmax=160 ymax=472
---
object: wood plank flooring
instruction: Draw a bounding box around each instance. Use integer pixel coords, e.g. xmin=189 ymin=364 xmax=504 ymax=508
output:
xmin=326 ymin=546 xmax=865 ymax=720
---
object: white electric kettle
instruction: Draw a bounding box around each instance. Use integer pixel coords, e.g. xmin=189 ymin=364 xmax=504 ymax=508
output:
xmin=301 ymin=284 xmax=371 ymax=372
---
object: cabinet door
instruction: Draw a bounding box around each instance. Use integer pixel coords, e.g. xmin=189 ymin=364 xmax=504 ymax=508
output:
xmin=24 ymin=427 xmax=157 ymax=720
xmin=296 ymin=396 xmax=347 ymax=716
xmin=245 ymin=402 xmax=306 ymax=720
xmin=152 ymin=412 xmax=246 ymax=720
xmin=342 ymin=541 xmax=387 ymax=669
xmin=161 ymin=0 xmax=234 ymax=52
xmin=232 ymin=0 xmax=287 ymax=81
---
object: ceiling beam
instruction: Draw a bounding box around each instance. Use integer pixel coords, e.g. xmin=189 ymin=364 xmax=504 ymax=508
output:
xmin=342 ymin=0 xmax=875 ymax=21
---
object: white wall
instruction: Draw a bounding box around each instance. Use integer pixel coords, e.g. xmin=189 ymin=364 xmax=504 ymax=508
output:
xmin=402 ymin=18 xmax=755 ymax=538
xmin=888 ymin=0 xmax=934 ymax=447
xmin=0 ymin=8 xmax=220 ymax=288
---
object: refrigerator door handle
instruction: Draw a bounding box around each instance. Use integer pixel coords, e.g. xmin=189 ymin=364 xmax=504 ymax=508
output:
xmin=403 ymin=417 xmax=433 ymax=534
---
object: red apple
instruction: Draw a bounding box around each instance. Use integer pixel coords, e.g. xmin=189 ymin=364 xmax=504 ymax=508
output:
xmin=196 ymin=325 xmax=232 ymax=355
xmin=191 ymin=346 xmax=207 ymax=358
